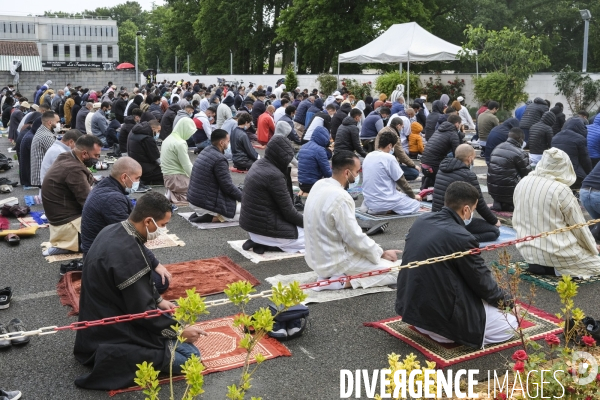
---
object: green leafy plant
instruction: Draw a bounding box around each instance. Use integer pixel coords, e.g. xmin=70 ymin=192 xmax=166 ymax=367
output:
xmin=316 ymin=73 xmax=338 ymax=96
xmin=135 ymin=281 xmax=307 ymax=400
xmin=554 ymin=65 xmax=600 ymax=114
xmin=284 ymin=66 xmax=298 ymax=94
xmin=374 ymin=71 xmax=421 ymax=99
xmin=472 ymin=72 xmax=528 ymax=110
xmin=422 ymin=76 xmax=466 ymax=103
xmin=341 ymin=78 xmax=372 ymax=101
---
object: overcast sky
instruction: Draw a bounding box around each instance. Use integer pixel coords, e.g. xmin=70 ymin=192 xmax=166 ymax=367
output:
xmin=3 ymin=0 xmax=163 ymax=15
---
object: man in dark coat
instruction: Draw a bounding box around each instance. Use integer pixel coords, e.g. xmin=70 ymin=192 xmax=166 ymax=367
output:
xmin=127 ymin=120 xmax=164 ymax=185
xmin=230 ymin=113 xmax=259 ymax=170
xmin=159 ymin=103 xmax=181 ymax=140
xmin=330 ymin=102 xmax=352 ymax=140
xmin=113 ymin=92 xmax=129 ymax=123
xmin=396 ymin=181 xmax=516 ymax=348
xmin=487 ymin=128 xmax=531 ymax=211
xmin=240 ymin=135 xmax=304 ymax=254
xmin=251 ymin=91 xmax=267 ymax=127
xmin=552 ymin=118 xmax=591 ymax=189
xmin=424 ymin=100 xmax=445 ymax=141
xmin=419 ymin=114 xmax=462 ymax=189
xmin=334 ymin=109 xmax=367 ymax=158
xmin=528 ymin=111 xmax=556 ymax=166
xmin=118 ymin=108 xmax=142 ymax=154
xmin=433 ymin=144 xmax=500 ymax=242
xmin=550 ymin=102 xmax=565 ymax=134
xmin=519 ymin=97 xmax=549 ymax=146
xmin=74 ymin=192 xmax=204 ymax=390
xmin=187 ymin=129 xmax=243 ymax=223
xmin=484 ymin=118 xmax=520 ymax=164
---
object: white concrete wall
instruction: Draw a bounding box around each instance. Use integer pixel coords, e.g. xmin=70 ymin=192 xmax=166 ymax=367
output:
xmin=155 ymin=72 xmax=600 ymax=117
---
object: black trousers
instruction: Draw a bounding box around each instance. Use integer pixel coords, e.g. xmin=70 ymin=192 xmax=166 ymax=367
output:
xmin=466 ymin=218 xmax=500 ymax=243
xmin=527 ymin=263 xmax=556 ymax=276
xmin=492 ymin=201 xmax=514 ymax=212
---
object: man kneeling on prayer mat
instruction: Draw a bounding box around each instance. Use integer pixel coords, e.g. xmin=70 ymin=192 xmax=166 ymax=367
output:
xmin=360 ymin=130 xmax=421 ymax=216
xmin=74 ymin=192 xmax=206 ymax=390
xmin=513 ymin=147 xmax=600 ymax=278
xmin=187 ymin=129 xmax=243 ymax=223
xmin=396 ymin=181 xmax=517 ymax=347
xmin=41 ymin=134 xmax=103 ymax=256
xmin=304 ymin=151 xmax=402 ymax=290
xmin=240 ymin=135 xmax=305 ymax=254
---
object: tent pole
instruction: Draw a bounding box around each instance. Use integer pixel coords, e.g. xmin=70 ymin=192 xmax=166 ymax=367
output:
xmin=399 ymin=63 xmax=402 ymax=75
xmin=406 ymin=56 xmax=410 ymax=103
xmin=337 ymin=59 xmax=340 ymax=88
xmin=476 ymin=55 xmax=479 ymax=78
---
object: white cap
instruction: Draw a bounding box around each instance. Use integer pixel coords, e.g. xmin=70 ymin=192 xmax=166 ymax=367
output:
xmin=457 ymin=96 xmax=464 ymax=102
xmin=335 ymin=95 xmax=343 ymax=100
xmin=93 ymin=102 xmax=101 ymax=109
xmin=333 ymin=91 xmax=340 ymax=96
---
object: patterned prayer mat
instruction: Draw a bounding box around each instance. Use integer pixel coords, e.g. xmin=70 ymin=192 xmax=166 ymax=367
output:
xmin=491 ymin=261 xmax=600 ymax=292
xmin=108 ymin=315 xmax=291 ymax=396
xmin=229 ymin=166 xmax=248 ymax=174
xmin=228 ymin=239 xmax=304 ymax=264
xmin=56 ymin=256 xmax=259 ymax=316
xmin=364 ymin=303 xmax=561 ymax=368
xmin=18 ymin=211 xmax=48 ymax=228
xmin=487 ymin=204 xmax=514 ymax=218
xmin=42 ymin=233 xmax=185 ymax=263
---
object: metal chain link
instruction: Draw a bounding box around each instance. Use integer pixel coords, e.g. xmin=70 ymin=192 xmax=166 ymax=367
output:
xmin=4 ymin=217 xmax=600 ymax=341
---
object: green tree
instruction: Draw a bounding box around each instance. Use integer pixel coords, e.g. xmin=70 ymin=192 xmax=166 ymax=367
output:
xmin=119 ymin=20 xmax=145 ymax=69
xmin=284 ymin=67 xmax=298 ymax=93
xmin=472 ymin=72 xmax=527 ymax=111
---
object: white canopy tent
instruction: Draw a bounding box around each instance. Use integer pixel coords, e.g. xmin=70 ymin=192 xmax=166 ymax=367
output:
xmin=338 ymin=22 xmax=476 ymax=101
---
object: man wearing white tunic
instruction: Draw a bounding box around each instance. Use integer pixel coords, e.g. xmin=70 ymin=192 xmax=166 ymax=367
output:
xmin=513 ymin=147 xmax=600 ymax=278
xmin=360 ymin=131 xmax=421 ymax=216
xmin=303 ymin=151 xmax=401 ymax=290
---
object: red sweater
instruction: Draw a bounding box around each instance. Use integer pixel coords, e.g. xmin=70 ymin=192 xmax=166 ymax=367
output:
xmin=257 ymin=112 xmax=275 ymax=144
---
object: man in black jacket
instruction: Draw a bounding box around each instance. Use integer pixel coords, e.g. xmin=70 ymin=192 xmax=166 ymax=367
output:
xmin=551 ymin=118 xmax=591 ymax=189
xmin=550 ymin=102 xmax=565 ymax=134
xmin=528 ymin=111 xmax=556 ymax=166
xmin=127 ymin=120 xmax=163 ymax=185
xmin=330 ymin=102 xmax=352 ymax=140
xmin=159 ymin=103 xmax=181 ymax=140
xmin=113 ymin=92 xmax=128 ymax=123
xmin=488 ymin=129 xmax=531 ymax=211
xmin=334 ymin=109 xmax=367 ymax=158
xmin=396 ymin=181 xmax=516 ymax=348
xmin=433 ymin=144 xmax=500 ymax=242
xmin=187 ymin=129 xmax=243 ymax=223
xmin=519 ymin=97 xmax=549 ymax=146
xmin=419 ymin=114 xmax=462 ymax=189
xmin=240 ymin=136 xmax=304 ymax=254
xmin=118 ymin=108 xmax=142 ymax=154
xmin=424 ymin=100 xmax=445 ymax=141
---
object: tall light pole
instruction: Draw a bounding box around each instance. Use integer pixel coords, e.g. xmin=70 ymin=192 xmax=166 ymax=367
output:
xmin=230 ymin=49 xmax=233 ymax=75
xmin=294 ymin=42 xmax=297 ymax=73
xmin=580 ymin=9 xmax=592 ymax=73
xmin=187 ymin=53 xmax=190 ymax=74
xmin=135 ymin=31 xmax=141 ymax=85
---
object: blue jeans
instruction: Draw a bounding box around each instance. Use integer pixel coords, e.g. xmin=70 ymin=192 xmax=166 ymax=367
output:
xmin=401 ymin=165 xmax=420 ymax=181
xmin=166 ymin=341 xmax=201 ymax=374
xmin=580 ymin=188 xmax=600 ymax=219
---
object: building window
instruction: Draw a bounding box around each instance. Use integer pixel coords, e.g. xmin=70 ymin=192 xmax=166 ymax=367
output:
xmin=68 ymin=26 xmax=70 ymax=35
xmin=100 ymin=26 xmax=103 ymax=36
xmin=107 ymin=46 xmax=113 ymax=58
xmin=53 ymin=45 xmax=59 ymax=57
xmin=75 ymin=45 xmax=80 ymax=57
xmin=78 ymin=27 xmax=81 ymax=36
xmin=97 ymin=46 xmax=102 ymax=58
xmin=64 ymin=45 xmax=70 ymax=57
xmin=86 ymin=45 xmax=92 ymax=58
xmin=111 ymin=27 xmax=114 ymax=37
xmin=62 ymin=25 xmax=64 ymax=35
xmin=27 ymin=24 xmax=30 ymax=34
xmin=95 ymin=27 xmax=97 ymax=36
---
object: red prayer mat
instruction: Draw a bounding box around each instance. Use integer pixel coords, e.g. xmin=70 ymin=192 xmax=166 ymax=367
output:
xmin=56 ymin=256 xmax=260 ymax=316
xmin=487 ymin=204 xmax=514 ymax=218
xmin=229 ymin=166 xmax=248 ymax=174
xmin=364 ymin=303 xmax=561 ymax=368
xmin=108 ymin=315 xmax=291 ymax=396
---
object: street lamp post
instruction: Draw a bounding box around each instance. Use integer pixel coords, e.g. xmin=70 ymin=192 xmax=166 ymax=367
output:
xmin=294 ymin=42 xmax=297 ymax=73
xmin=230 ymin=49 xmax=233 ymax=75
xmin=580 ymin=9 xmax=592 ymax=73
xmin=135 ymin=31 xmax=141 ymax=85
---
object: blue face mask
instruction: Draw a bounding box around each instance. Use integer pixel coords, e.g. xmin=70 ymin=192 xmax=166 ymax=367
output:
xmin=464 ymin=206 xmax=473 ymax=226
xmin=347 ymin=171 xmax=361 ymax=191
xmin=124 ymin=174 xmax=140 ymax=194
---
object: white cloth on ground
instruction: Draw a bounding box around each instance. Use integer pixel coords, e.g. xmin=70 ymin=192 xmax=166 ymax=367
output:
xmin=249 ymin=227 xmax=305 ymax=253
xmin=362 ymin=151 xmax=420 ymax=215
xmin=190 ymin=202 xmax=241 ymax=222
xmin=415 ymin=300 xmax=518 ymax=346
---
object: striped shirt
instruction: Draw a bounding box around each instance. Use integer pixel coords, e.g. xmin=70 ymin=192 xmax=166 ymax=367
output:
xmin=30 ymin=125 xmax=56 ymax=186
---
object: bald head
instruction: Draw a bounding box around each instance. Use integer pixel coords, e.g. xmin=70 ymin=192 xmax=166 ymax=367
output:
xmin=455 ymin=144 xmax=476 ymax=165
xmin=111 ymin=157 xmax=142 ymax=188
xmin=266 ymin=105 xmax=275 ymax=114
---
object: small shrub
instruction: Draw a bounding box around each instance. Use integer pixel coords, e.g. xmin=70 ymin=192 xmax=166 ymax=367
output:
xmin=374 ymin=71 xmax=421 ymax=99
xmin=341 ymin=78 xmax=372 ymax=100
xmin=284 ymin=67 xmax=298 ymax=94
xmin=316 ymin=73 xmax=338 ymax=96
xmin=473 ymin=72 xmax=527 ymax=110
xmin=423 ymin=76 xmax=466 ymax=103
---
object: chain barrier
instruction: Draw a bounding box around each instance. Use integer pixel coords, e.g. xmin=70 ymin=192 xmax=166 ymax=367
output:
xmin=3 ymin=217 xmax=600 ymax=341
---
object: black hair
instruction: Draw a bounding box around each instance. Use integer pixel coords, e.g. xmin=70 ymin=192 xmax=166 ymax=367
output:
xmin=325 ymin=104 xmax=336 ymax=111
xmin=41 ymin=111 xmax=56 ymax=123
xmin=75 ymin=134 xmax=103 ymax=150
xmin=444 ymin=181 xmax=479 ymax=211
xmin=411 ymin=103 xmax=421 ymax=109
xmin=101 ymin=101 xmax=111 ymax=109
xmin=349 ymin=108 xmax=362 ymax=118
xmin=211 ymin=128 xmax=229 ymax=144
xmin=448 ymin=114 xmax=462 ymax=125
xmin=332 ymin=150 xmax=359 ymax=173
xmin=130 ymin=192 xmax=173 ymax=223
xmin=578 ymin=110 xmax=590 ymax=118
xmin=207 ymin=106 xmax=218 ymax=114
xmin=62 ymin=129 xmax=83 ymax=142
xmin=281 ymin=99 xmax=290 ymax=106
xmin=508 ymin=127 xmax=524 ymax=141
xmin=389 ymin=117 xmax=403 ymax=129
xmin=185 ymin=104 xmax=195 ymax=111
xmin=285 ymin=105 xmax=296 ymax=116
xmin=379 ymin=106 xmax=391 ymax=115
xmin=237 ymin=113 xmax=252 ymax=125
xmin=132 ymin=108 xmax=143 ymax=117
xmin=377 ymin=131 xmax=398 ymax=149
xmin=488 ymin=101 xmax=500 ymax=110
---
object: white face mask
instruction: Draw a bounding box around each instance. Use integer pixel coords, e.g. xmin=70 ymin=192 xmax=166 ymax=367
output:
xmin=146 ymin=218 xmax=167 ymax=241
xmin=54 ymin=123 xmax=61 ymax=133
xmin=125 ymin=174 xmax=140 ymax=194
xmin=347 ymin=170 xmax=361 ymax=191
xmin=464 ymin=206 xmax=473 ymax=226
xmin=389 ymin=145 xmax=395 ymax=155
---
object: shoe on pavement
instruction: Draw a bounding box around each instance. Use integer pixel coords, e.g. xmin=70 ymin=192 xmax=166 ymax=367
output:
xmin=0 ymin=324 xmax=11 ymax=348
xmin=366 ymin=222 xmax=388 ymax=236
xmin=286 ymin=319 xmax=303 ymax=337
xmin=60 ymin=259 xmax=83 ymax=275
xmin=242 ymin=239 xmax=256 ymax=251
xmin=0 ymin=287 xmax=12 ymax=309
xmin=135 ymin=184 xmax=152 ymax=193
xmin=0 ymin=389 xmax=22 ymax=400
xmin=7 ymin=319 xmax=29 ymax=346
xmin=268 ymin=321 xmax=288 ymax=339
